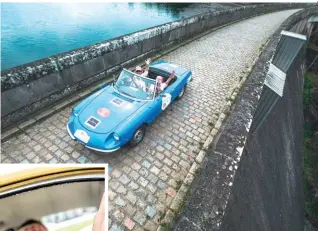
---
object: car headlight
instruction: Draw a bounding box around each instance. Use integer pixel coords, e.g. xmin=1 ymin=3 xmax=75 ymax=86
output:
xmin=113 ymin=133 xmax=120 ymax=141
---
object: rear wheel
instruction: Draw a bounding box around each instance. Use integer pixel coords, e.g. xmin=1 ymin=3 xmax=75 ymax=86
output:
xmin=177 ymin=85 xmax=186 ymax=100
xmin=129 ymin=125 xmax=146 ymax=147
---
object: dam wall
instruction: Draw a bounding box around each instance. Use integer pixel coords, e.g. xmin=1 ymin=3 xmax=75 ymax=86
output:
xmin=173 ymin=6 xmax=318 ymax=231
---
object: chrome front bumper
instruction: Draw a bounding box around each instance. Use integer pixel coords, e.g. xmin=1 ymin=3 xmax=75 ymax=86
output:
xmin=66 ymin=124 xmax=120 ymax=153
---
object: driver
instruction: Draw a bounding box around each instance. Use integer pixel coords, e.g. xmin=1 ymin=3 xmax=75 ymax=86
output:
xmin=132 ymin=75 xmax=146 ymax=91
xmin=135 ymin=66 xmax=148 ymax=77
xmin=156 ymin=70 xmax=176 ymax=92
xmin=135 ymin=58 xmax=151 ymax=77
xmin=148 ymin=84 xmax=156 ymax=94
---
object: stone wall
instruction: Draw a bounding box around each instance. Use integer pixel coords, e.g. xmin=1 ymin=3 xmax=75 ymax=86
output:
xmin=1 ymin=3 xmax=306 ymax=128
xmin=173 ymin=6 xmax=318 ymax=231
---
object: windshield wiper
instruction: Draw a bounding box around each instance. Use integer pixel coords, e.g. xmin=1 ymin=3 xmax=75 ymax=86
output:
xmin=113 ymin=82 xmax=118 ymax=90
xmin=120 ymin=91 xmax=136 ymax=99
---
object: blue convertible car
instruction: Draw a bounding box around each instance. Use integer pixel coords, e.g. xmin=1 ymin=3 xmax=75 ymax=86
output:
xmin=67 ymin=60 xmax=192 ymax=152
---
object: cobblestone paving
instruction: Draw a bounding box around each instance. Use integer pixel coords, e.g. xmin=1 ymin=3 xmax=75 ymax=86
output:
xmin=1 ymin=10 xmax=297 ymax=231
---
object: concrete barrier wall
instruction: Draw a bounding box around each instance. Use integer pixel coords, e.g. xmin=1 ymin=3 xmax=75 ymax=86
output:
xmin=219 ymin=10 xmax=317 ymax=230
xmin=173 ymin=6 xmax=317 ymax=231
xmin=219 ymin=39 xmax=306 ymax=231
xmin=1 ymin=3 xmax=306 ymax=128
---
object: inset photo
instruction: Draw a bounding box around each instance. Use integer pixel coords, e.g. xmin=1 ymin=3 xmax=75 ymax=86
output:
xmin=0 ymin=164 xmax=107 ymax=231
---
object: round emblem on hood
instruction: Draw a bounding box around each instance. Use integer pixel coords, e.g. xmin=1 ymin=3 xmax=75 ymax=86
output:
xmin=97 ymin=108 xmax=110 ymax=118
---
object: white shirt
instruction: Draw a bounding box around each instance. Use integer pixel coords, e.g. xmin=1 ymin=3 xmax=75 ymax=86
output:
xmin=159 ymin=83 xmax=167 ymax=91
xmin=141 ymin=71 xmax=148 ymax=77
xmin=132 ymin=76 xmax=146 ymax=91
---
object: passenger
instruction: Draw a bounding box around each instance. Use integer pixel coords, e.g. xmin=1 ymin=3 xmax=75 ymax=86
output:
xmin=156 ymin=70 xmax=176 ymax=92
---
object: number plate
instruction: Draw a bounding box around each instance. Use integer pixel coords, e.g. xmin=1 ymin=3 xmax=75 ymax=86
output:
xmin=162 ymin=93 xmax=172 ymax=110
xmin=74 ymin=130 xmax=90 ymax=144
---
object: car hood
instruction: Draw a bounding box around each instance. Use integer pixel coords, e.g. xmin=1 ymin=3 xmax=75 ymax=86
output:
xmin=78 ymin=87 xmax=146 ymax=134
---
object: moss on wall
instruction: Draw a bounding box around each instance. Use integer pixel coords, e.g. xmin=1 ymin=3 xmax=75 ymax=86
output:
xmin=303 ymin=72 xmax=318 ymax=227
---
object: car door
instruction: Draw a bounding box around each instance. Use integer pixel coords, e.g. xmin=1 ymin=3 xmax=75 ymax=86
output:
xmin=163 ymin=78 xmax=180 ymax=102
xmin=143 ymin=78 xmax=181 ymax=124
xmin=143 ymin=84 xmax=173 ymax=124
xmin=144 ymin=91 xmax=164 ymax=124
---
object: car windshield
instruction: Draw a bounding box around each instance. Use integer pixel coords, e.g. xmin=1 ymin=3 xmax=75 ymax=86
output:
xmin=114 ymin=69 xmax=157 ymax=100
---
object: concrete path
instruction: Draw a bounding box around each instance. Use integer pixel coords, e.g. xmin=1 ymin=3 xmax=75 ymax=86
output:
xmin=1 ymin=10 xmax=298 ymax=231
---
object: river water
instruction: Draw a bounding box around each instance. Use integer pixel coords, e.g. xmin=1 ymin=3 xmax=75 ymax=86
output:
xmin=1 ymin=3 xmax=231 ymax=70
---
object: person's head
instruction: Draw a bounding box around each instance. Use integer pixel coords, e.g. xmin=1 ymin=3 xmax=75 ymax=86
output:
xmin=135 ymin=66 xmax=143 ymax=75
xmin=17 ymin=219 xmax=47 ymax=231
xmin=156 ymin=76 xmax=164 ymax=84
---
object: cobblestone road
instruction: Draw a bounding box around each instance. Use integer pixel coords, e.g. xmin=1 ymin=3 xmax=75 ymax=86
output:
xmin=1 ymin=10 xmax=297 ymax=231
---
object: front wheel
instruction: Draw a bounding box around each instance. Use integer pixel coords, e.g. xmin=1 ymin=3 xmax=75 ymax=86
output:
xmin=177 ymin=85 xmax=186 ymax=100
xmin=129 ymin=125 xmax=146 ymax=147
